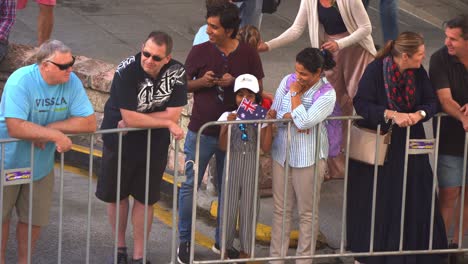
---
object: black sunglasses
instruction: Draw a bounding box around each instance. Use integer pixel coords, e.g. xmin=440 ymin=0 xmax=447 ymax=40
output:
xmin=142 ymin=51 xmax=165 ymax=62
xmin=46 ymin=56 xmax=76 ymax=71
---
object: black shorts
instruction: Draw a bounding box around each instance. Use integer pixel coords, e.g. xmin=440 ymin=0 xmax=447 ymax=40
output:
xmin=96 ymin=141 xmax=168 ymax=205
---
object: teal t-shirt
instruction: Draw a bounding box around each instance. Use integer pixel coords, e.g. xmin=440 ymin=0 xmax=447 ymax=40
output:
xmin=0 ymin=64 xmax=94 ymax=180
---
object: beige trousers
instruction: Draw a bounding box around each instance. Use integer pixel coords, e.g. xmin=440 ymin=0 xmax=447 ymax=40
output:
xmin=269 ymin=160 xmax=326 ymax=264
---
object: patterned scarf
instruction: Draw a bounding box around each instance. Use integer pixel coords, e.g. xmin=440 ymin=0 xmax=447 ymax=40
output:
xmin=383 ymin=56 xmax=416 ymax=111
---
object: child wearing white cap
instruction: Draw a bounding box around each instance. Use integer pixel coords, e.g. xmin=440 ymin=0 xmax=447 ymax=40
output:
xmin=216 ymin=74 xmax=276 ymax=260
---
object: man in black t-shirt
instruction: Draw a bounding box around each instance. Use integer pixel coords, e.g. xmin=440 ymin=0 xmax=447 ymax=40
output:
xmin=96 ymin=31 xmax=187 ymax=264
xmin=430 ymin=15 xmax=468 ymax=252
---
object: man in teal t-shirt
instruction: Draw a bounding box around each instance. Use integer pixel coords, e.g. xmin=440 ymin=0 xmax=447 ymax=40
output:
xmin=0 ymin=40 xmax=96 ymax=263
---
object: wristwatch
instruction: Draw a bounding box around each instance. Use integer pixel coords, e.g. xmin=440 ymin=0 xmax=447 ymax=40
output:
xmin=291 ymin=91 xmax=298 ymax=97
xmin=418 ymin=110 xmax=427 ymax=118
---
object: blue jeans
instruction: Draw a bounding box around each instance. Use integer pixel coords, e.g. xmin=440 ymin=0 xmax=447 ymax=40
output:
xmin=178 ymin=130 xmax=226 ymax=243
xmin=380 ymin=0 xmax=398 ymax=42
xmin=236 ymin=0 xmax=263 ymax=28
xmin=361 ymin=0 xmax=398 ymax=42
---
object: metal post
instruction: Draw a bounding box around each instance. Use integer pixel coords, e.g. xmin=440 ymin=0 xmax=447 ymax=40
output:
xmin=113 ymin=132 xmax=123 ymax=264
xmin=220 ymin=125 xmax=232 ymax=261
xmin=429 ymin=115 xmax=442 ymax=249
xmin=27 ymin=145 xmax=34 ymax=264
xmin=280 ymin=122 xmax=292 ymax=257
xmin=171 ymin=138 xmax=180 ymax=264
xmin=369 ymin=124 xmax=383 ymax=252
xmin=57 ymin=153 xmax=65 ymax=263
xmin=143 ymin=129 xmax=151 ymax=264
xmin=249 ymin=122 xmax=262 ymax=259
xmin=340 ymin=117 xmax=352 ymax=253
xmin=86 ymin=135 xmax=95 ymax=264
xmin=398 ymin=127 xmax=411 ymax=251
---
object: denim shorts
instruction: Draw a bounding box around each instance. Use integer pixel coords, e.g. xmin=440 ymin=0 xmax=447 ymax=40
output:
xmin=437 ymin=154 xmax=468 ymax=188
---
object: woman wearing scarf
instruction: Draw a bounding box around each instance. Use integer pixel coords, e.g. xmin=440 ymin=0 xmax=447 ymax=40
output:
xmin=347 ymin=32 xmax=447 ymax=264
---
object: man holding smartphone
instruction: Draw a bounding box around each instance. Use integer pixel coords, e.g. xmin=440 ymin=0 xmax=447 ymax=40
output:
xmin=177 ymin=3 xmax=264 ymax=263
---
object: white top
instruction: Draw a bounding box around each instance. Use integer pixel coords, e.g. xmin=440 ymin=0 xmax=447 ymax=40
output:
xmin=266 ymin=0 xmax=376 ymax=56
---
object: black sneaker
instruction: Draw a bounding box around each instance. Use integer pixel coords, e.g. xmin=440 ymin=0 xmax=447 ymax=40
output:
xmin=108 ymin=251 xmax=128 ymax=264
xmin=226 ymin=247 xmax=240 ymax=259
xmin=131 ymin=258 xmax=151 ymax=264
xmin=177 ymin=241 xmax=190 ymax=264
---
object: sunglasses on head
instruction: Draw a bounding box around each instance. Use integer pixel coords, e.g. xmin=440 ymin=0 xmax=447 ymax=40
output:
xmin=46 ymin=56 xmax=76 ymax=71
xmin=142 ymin=51 xmax=165 ymax=62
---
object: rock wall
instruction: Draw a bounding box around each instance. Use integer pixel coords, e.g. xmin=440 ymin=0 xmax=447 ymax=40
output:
xmin=1 ymin=43 xmax=272 ymax=194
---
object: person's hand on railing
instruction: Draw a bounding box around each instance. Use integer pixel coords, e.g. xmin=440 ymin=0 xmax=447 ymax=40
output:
xmin=282 ymin=112 xmax=292 ymax=119
xmin=460 ymin=104 xmax=468 ymax=116
xmin=392 ymin=111 xmax=414 ymax=127
xmin=117 ymin=119 xmax=128 ymax=135
xmin=266 ymin=109 xmax=277 ymax=120
xmin=53 ymin=132 xmax=72 ymax=153
xmin=460 ymin=115 xmax=468 ymax=132
xmin=408 ymin=112 xmax=423 ymax=125
xmin=168 ymin=122 xmax=184 ymax=140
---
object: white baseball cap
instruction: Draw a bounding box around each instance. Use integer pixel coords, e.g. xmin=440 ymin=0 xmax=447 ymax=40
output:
xmin=234 ymin=74 xmax=259 ymax=93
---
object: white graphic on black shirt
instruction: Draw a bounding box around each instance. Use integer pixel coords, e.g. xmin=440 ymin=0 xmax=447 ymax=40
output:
xmin=137 ymin=64 xmax=186 ymax=112
xmin=116 ymin=56 xmax=135 ymax=76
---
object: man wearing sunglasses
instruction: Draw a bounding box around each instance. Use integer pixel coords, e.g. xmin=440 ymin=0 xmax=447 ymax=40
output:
xmin=0 ymin=39 xmax=96 ymax=264
xmin=96 ymin=31 xmax=187 ymax=264
xmin=177 ymin=3 xmax=264 ymax=263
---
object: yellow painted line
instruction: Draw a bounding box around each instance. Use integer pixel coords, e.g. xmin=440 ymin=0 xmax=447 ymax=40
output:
xmin=57 ymin=162 xmax=214 ymax=249
xmin=71 ymin=144 xmax=102 ymax=158
xmin=154 ymin=203 xmax=214 ymax=248
xmin=162 ymin=173 xmax=182 ymax=188
xmin=210 ymin=200 xmax=298 ymax=246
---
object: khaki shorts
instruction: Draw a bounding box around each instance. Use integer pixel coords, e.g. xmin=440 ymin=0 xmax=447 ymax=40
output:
xmin=2 ymin=170 xmax=55 ymax=227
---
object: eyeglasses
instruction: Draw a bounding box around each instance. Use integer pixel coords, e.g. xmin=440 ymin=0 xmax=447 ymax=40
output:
xmin=238 ymin=123 xmax=248 ymax=141
xmin=46 ymin=56 xmax=75 ymax=71
xmin=142 ymin=51 xmax=165 ymax=62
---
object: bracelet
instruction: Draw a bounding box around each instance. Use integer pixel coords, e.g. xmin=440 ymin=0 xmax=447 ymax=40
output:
xmin=391 ymin=111 xmax=397 ymax=122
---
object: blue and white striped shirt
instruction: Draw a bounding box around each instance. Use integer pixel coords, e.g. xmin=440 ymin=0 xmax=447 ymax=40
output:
xmin=271 ymin=75 xmax=336 ymax=168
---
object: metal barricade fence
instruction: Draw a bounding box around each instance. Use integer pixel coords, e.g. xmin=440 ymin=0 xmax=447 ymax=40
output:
xmin=0 ymin=114 xmax=466 ymax=263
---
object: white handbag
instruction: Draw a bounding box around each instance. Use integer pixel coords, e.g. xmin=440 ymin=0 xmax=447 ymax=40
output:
xmin=349 ymin=122 xmax=391 ymax=166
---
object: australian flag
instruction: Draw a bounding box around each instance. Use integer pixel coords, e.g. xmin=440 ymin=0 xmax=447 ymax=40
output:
xmin=236 ymin=98 xmax=267 ymax=126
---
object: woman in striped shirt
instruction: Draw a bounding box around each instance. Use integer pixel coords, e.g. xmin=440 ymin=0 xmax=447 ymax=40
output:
xmin=269 ymin=48 xmax=337 ymax=264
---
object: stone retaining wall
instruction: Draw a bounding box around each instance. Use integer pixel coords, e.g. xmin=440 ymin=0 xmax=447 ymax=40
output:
xmin=1 ymin=44 xmax=273 ymax=194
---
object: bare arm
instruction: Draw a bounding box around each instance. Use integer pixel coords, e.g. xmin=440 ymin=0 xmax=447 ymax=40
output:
xmin=120 ymin=108 xmax=184 ymax=139
xmin=437 ymin=88 xmax=468 ymax=131
xmin=218 ymin=113 xmax=237 ymax=152
xmin=148 ymin=106 xmax=183 ymax=123
xmin=260 ymin=109 xmax=276 ymax=153
xmin=46 ymin=114 xmax=97 ymax=133
xmin=6 ymin=118 xmax=72 ymax=153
